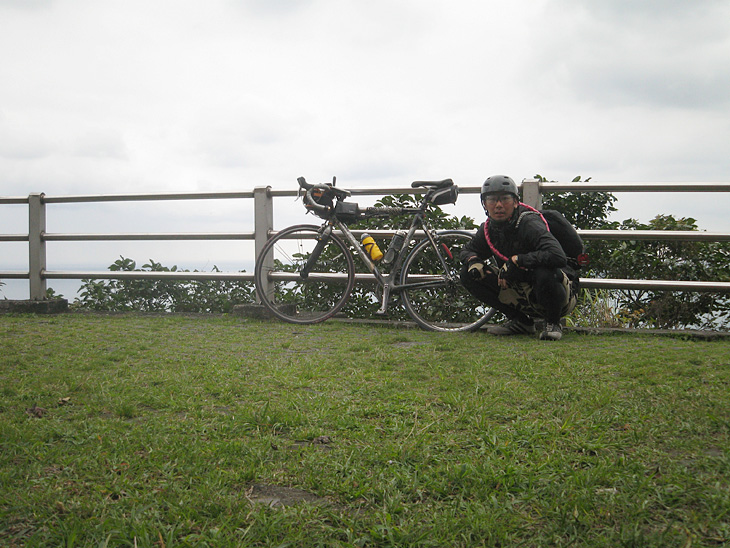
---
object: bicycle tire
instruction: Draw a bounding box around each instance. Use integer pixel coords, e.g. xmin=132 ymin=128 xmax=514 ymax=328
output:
xmin=254 ymin=224 xmax=355 ymax=324
xmin=400 ymin=230 xmax=496 ymax=332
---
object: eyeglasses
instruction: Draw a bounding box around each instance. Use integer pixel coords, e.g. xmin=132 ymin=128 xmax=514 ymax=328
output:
xmin=484 ymin=195 xmax=516 ymax=205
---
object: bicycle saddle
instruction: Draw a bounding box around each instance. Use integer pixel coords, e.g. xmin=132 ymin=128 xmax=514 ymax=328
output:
xmin=411 ymin=179 xmax=454 ymax=189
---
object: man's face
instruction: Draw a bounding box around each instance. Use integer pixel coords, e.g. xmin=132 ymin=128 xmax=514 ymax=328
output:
xmin=483 ymin=193 xmax=517 ymax=222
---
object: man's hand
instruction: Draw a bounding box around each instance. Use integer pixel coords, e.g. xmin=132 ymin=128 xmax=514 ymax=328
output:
xmin=467 ymin=260 xmax=486 ymax=280
xmin=497 ymin=257 xmax=521 ymax=288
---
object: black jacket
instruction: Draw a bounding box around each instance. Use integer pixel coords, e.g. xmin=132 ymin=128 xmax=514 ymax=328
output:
xmin=462 ymin=206 xmax=568 ymax=271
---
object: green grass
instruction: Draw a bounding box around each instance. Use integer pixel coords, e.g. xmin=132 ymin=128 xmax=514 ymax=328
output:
xmin=1 ymin=313 xmax=729 ymax=547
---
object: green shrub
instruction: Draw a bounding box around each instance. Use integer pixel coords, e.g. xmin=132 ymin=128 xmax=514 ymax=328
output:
xmin=74 ymin=257 xmax=255 ymax=313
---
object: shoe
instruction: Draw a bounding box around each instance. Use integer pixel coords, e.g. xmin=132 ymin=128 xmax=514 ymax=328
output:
xmin=488 ymin=318 xmax=536 ymax=336
xmin=540 ymin=323 xmax=563 ymax=341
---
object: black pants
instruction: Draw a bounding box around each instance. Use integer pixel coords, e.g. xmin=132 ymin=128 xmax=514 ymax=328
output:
xmin=460 ymin=264 xmax=568 ymax=324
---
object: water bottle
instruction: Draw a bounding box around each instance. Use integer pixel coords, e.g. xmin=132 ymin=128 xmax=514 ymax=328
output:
xmin=382 ymin=230 xmax=406 ymax=265
xmin=361 ymin=233 xmax=383 ymax=261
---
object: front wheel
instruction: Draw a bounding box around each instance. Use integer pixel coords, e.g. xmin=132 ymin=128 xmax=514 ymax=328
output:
xmin=254 ymin=224 xmax=355 ymax=324
xmin=400 ymin=231 xmax=496 ymax=332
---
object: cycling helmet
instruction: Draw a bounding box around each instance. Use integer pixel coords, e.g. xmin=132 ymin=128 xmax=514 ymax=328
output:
xmin=480 ymin=175 xmax=519 ymax=201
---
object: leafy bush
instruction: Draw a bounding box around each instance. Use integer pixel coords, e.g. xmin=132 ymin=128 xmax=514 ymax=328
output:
xmin=537 ymin=175 xmax=618 ymax=230
xmin=598 ymin=215 xmax=730 ymax=329
xmin=540 ymin=175 xmax=729 ymax=330
xmin=353 ymin=193 xmax=478 ymax=232
xmin=74 ymin=257 xmax=255 ymax=313
xmin=566 ymin=288 xmax=623 ymax=329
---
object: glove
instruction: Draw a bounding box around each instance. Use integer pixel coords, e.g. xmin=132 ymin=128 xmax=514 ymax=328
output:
xmin=497 ymin=260 xmax=521 ymax=284
xmin=467 ymin=260 xmax=487 ymax=280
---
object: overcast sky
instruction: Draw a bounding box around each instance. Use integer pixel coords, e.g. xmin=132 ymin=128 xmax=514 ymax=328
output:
xmin=2 ymin=0 xmax=730 ymax=298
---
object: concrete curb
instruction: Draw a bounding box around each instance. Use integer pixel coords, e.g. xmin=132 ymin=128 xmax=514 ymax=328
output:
xmin=0 ymin=299 xmax=69 ymax=314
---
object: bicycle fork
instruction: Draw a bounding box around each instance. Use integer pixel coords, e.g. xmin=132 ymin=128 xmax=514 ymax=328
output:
xmin=300 ymin=225 xmax=333 ymax=279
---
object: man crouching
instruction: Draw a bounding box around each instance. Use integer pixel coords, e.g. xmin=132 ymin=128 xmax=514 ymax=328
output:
xmin=460 ymin=175 xmax=578 ymax=341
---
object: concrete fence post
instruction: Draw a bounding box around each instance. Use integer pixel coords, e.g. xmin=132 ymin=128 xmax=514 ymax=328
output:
xmin=28 ymin=193 xmax=47 ymax=300
xmin=521 ymin=178 xmax=543 ymax=209
xmin=253 ymin=186 xmax=273 ymax=301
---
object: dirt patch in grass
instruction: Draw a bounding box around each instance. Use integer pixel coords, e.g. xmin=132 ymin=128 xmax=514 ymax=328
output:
xmin=246 ymin=484 xmax=329 ymax=508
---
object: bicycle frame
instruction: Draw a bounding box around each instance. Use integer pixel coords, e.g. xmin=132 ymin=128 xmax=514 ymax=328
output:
xmin=312 ymin=204 xmax=459 ymax=315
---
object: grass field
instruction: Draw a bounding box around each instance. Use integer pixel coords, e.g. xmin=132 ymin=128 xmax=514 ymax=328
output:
xmin=1 ymin=313 xmax=729 ymax=547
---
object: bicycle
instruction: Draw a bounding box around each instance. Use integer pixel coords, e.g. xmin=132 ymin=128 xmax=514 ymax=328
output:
xmin=254 ymin=177 xmax=496 ymax=332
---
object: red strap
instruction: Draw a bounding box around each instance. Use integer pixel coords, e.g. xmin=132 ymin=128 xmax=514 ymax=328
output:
xmin=484 ymin=203 xmax=549 ymax=262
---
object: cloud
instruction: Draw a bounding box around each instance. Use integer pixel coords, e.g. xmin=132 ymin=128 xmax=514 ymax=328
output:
xmin=0 ymin=127 xmax=55 ymax=160
xmin=67 ymin=130 xmax=128 ymax=160
xmin=570 ymin=0 xmax=727 ymax=24
xmin=0 ymin=0 xmax=54 ymax=9
xmin=533 ymin=0 xmax=730 ymax=109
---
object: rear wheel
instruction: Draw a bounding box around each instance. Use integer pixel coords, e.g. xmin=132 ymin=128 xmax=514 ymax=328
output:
xmin=254 ymin=224 xmax=355 ymax=324
xmin=400 ymin=230 xmax=496 ymax=332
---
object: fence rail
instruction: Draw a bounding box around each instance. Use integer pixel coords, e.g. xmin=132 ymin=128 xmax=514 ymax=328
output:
xmin=2 ymin=180 xmax=730 ymax=300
